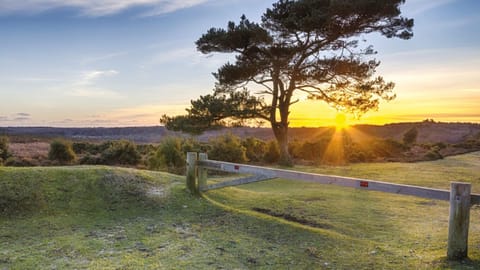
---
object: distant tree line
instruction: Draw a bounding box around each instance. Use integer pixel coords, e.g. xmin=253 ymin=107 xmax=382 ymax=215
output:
xmin=2 ymin=129 xmax=480 ymax=171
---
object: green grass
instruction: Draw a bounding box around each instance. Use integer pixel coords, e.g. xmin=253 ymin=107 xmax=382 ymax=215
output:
xmin=1 ymin=152 xmax=479 ymax=269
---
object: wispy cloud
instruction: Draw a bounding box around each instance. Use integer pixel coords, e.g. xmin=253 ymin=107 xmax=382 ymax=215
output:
xmin=65 ymin=69 xmax=124 ymax=98
xmin=405 ymin=0 xmax=457 ymax=16
xmin=78 ymin=70 xmax=118 ymax=86
xmin=0 ymin=0 xmax=212 ymax=17
xmin=0 ymin=113 xmax=33 ymax=123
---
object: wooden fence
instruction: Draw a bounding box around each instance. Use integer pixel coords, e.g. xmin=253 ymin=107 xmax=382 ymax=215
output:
xmin=185 ymin=152 xmax=480 ymax=260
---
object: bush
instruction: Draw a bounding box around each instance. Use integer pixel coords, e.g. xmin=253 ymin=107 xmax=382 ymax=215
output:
xmin=48 ymin=140 xmax=76 ymax=164
xmin=79 ymin=154 xmax=104 ymax=165
xmin=242 ymin=137 xmax=267 ymax=162
xmin=424 ymin=150 xmax=443 ymax=160
xmin=148 ymin=137 xmax=185 ymax=172
xmin=208 ymin=133 xmax=247 ymax=163
xmin=0 ymin=136 xmax=10 ymax=165
xmin=263 ymin=140 xmax=280 ymax=163
xmin=100 ymin=140 xmax=141 ymax=165
xmin=297 ymin=140 xmax=329 ymax=162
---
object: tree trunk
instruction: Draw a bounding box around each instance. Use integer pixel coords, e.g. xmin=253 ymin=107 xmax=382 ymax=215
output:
xmin=272 ymin=123 xmax=293 ymax=166
xmin=270 ymin=67 xmax=293 ymax=166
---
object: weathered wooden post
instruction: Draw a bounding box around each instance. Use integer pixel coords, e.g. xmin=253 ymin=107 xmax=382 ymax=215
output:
xmin=447 ymin=182 xmax=471 ymax=260
xmin=186 ymin=152 xmax=198 ymax=195
xmin=198 ymin=153 xmax=208 ymax=192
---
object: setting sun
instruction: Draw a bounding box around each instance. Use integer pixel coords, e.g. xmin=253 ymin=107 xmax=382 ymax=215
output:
xmin=335 ymin=113 xmax=349 ymax=130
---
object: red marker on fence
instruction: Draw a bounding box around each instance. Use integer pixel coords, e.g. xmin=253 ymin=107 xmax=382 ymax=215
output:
xmin=234 ymin=165 xmax=240 ymax=170
xmin=360 ymin=181 xmax=369 ymax=188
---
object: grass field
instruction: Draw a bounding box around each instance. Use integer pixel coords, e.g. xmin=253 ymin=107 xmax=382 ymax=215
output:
xmin=1 ymin=152 xmax=479 ymax=269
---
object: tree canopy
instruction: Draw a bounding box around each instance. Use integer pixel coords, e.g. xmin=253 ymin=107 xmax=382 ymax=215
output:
xmin=161 ymin=0 xmax=413 ymax=165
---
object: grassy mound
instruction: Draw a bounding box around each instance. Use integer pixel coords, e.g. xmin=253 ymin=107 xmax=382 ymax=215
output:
xmin=0 ymin=166 xmax=170 ymax=216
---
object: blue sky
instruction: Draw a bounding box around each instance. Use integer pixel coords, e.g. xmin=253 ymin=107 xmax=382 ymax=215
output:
xmin=0 ymin=0 xmax=479 ymax=127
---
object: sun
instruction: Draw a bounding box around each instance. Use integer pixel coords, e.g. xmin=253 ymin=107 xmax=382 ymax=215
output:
xmin=334 ymin=113 xmax=349 ymax=130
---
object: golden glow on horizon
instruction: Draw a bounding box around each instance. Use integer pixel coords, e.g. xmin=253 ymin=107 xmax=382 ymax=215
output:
xmin=288 ymin=96 xmax=480 ymax=127
xmin=334 ymin=113 xmax=348 ymax=130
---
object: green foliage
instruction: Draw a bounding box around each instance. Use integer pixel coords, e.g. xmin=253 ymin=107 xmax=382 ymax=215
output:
xmin=72 ymin=141 xmax=106 ymax=155
xmin=263 ymin=140 xmax=280 ymax=164
xmin=208 ymin=133 xmax=247 ymax=163
xmin=100 ymin=140 xmax=141 ymax=165
xmin=292 ymin=139 xmax=330 ymax=163
xmin=79 ymin=154 xmax=103 ymax=165
xmin=48 ymin=140 xmax=76 ymax=164
xmin=148 ymin=137 xmax=185 ymax=173
xmin=0 ymin=136 xmax=10 ymax=165
xmin=403 ymin=126 xmax=418 ymax=146
xmin=147 ymin=137 xmax=206 ymax=174
xmin=72 ymin=142 xmax=88 ymax=154
xmin=160 ymin=89 xmax=265 ymax=135
xmin=242 ymin=137 xmax=267 ymax=162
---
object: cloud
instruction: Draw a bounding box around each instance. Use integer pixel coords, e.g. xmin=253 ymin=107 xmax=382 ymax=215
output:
xmin=0 ymin=0 xmax=213 ymax=17
xmin=13 ymin=117 xmax=30 ymax=121
xmin=59 ymin=69 xmax=124 ymax=98
xmin=0 ymin=113 xmax=33 ymax=123
xmin=79 ymin=70 xmax=118 ymax=86
xmin=405 ymin=0 xmax=457 ymax=16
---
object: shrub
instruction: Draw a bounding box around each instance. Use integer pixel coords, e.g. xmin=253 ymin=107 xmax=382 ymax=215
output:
xmin=242 ymin=137 xmax=267 ymax=162
xmin=72 ymin=142 xmax=88 ymax=154
xmin=424 ymin=150 xmax=443 ymax=160
xmin=79 ymin=154 xmax=104 ymax=165
xmin=263 ymin=140 xmax=280 ymax=164
xmin=0 ymin=136 xmax=9 ymax=165
xmin=100 ymin=140 xmax=141 ymax=165
xmin=208 ymin=133 xmax=247 ymax=163
xmin=148 ymin=137 xmax=185 ymax=172
xmin=297 ymin=140 xmax=329 ymax=162
xmin=48 ymin=140 xmax=76 ymax=164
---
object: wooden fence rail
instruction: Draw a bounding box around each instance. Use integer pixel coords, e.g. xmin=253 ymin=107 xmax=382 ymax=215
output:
xmin=185 ymin=152 xmax=480 ymax=261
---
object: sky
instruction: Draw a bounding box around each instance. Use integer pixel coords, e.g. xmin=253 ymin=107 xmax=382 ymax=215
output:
xmin=0 ymin=0 xmax=479 ymax=127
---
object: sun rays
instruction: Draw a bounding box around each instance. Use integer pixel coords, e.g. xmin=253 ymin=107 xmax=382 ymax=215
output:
xmin=320 ymin=115 xmax=376 ymax=165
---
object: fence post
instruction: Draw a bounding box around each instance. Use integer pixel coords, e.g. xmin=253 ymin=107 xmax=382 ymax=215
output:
xmin=186 ymin=152 xmax=198 ymax=195
xmin=447 ymin=182 xmax=471 ymax=260
xmin=198 ymin=153 xmax=208 ymax=192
